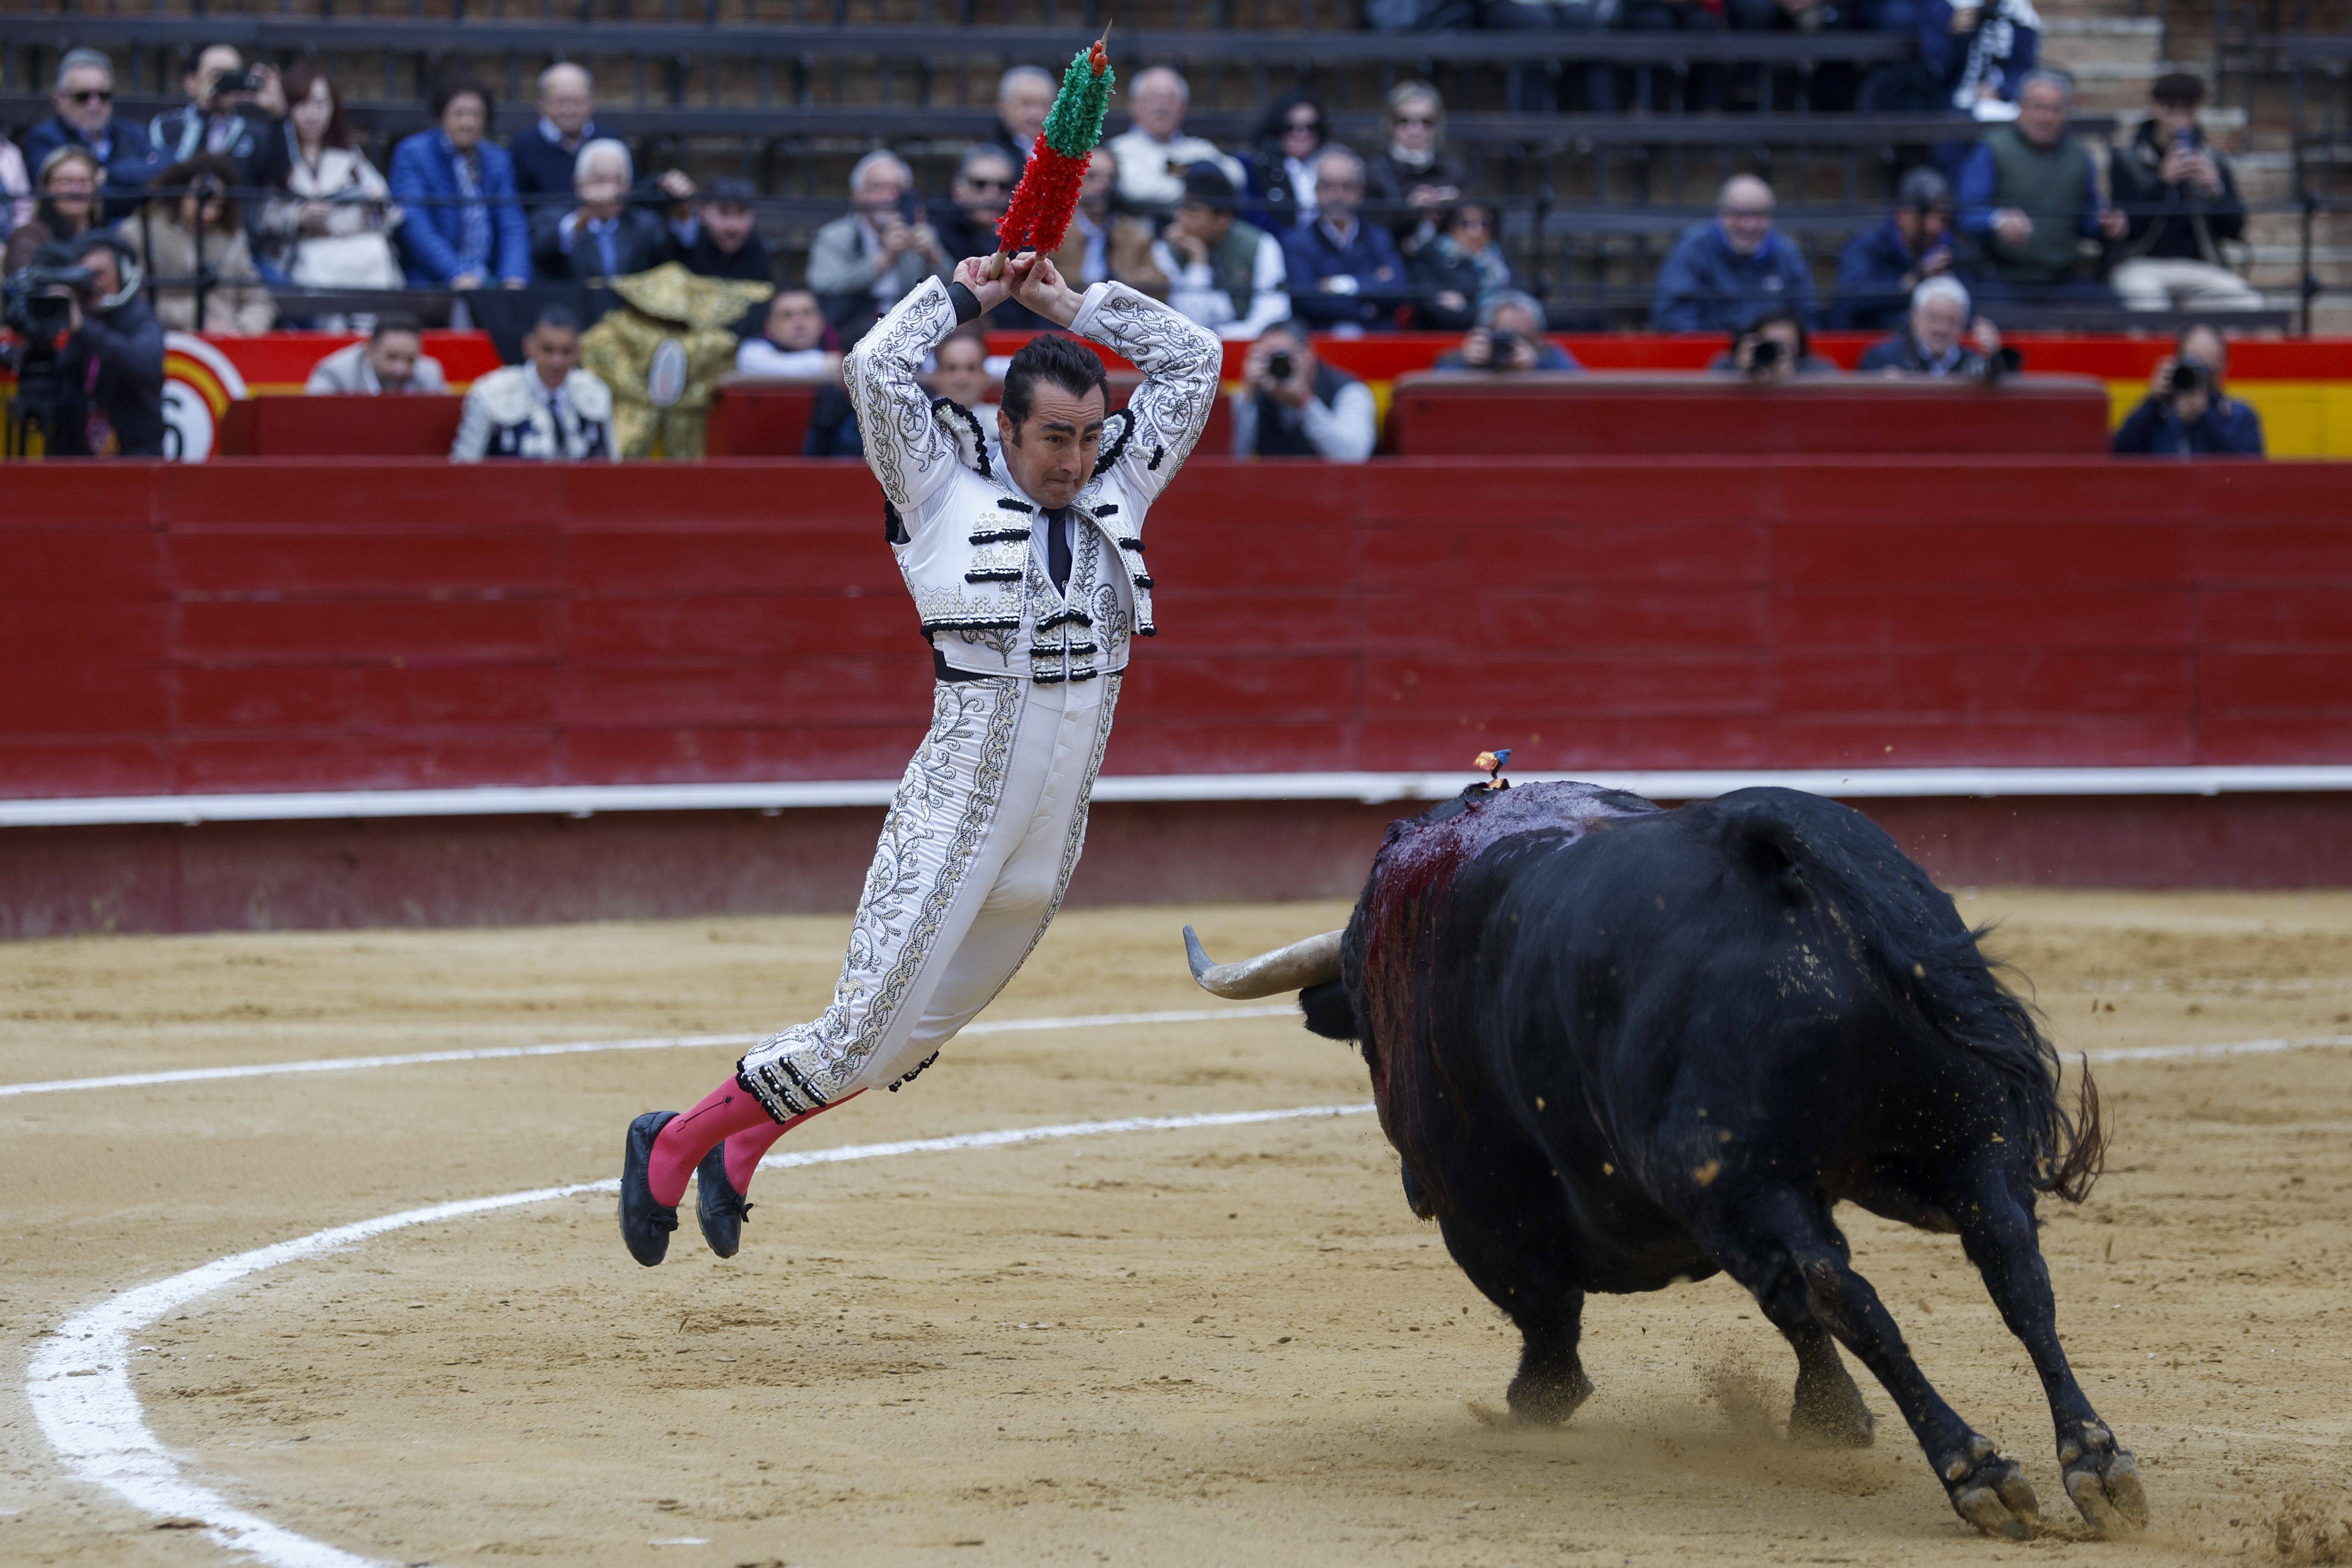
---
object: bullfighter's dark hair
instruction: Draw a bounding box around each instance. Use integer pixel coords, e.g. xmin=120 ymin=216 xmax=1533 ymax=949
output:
xmin=1001 ymin=332 xmax=1109 ymax=434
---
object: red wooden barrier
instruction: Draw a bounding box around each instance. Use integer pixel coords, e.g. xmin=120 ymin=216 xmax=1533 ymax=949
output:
xmin=1387 ymin=374 xmax=2116 ymax=456
xmin=2 ymin=457 xmax=2349 ymax=802
xmin=710 ymin=375 xmax=1237 ymax=457
xmin=217 ymin=395 xmax=466 ymax=457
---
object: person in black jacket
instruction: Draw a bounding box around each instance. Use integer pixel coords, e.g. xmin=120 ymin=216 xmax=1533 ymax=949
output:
xmin=675 ymin=176 xmax=773 ymax=283
xmin=529 ymin=138 xmax=676 ymax=282
xmin=147 ymin=43 xmax=285 ymax=187
xmin=43 ymin=232 xmax=167 ymax=457
xmin=2108 ymin=73 xmax=2262 ymax=314
xmin=2112 ymin=322 xmax=2265 ymax=457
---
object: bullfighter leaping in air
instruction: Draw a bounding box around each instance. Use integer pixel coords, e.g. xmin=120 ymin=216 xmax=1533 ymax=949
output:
xmin=616 ymin=249 xmax=1222 ymax=1266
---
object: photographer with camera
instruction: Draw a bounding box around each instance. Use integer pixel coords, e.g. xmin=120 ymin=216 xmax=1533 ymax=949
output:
xmin=1231 ymin=320 xmax=1376 ymax=462
xmin=1710 ymin=306 xmax=1839 ymax=381
xmin=4 ymin=230 xmax=165 ymax=457
xmin=149 ymin=44 xmax=285 ymax=185
xmin=2111 ymin=322 xmax=2264 ymax=457
xmin=1432 ymin=290 xmax=1581 ymax=373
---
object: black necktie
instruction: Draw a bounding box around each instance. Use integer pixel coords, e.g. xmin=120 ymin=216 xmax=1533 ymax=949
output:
xmin=1045 ymin=507 xmax=1072 ymax=594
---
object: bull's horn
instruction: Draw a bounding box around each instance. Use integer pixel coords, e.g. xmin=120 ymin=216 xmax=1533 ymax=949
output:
xmin=1183 ymin=925 xmax=1343 ymax=999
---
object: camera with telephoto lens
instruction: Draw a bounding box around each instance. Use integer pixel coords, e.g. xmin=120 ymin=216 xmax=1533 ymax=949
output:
xmin=2168 ymin=358 xmax=2207 ymax=397
xmin=1746 ymin=336 xmax=1783 ymax=378
xmin=3 ymin=257 xmax=96 ymax=456
xmin=1265 ymin=350 xmax=1294 ymax=383
xmin=1486 ymin=328 xmax=1523 ymax=368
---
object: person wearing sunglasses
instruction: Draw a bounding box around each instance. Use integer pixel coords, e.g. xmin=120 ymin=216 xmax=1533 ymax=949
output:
xmin=1366 ymin=81 xmax=1467 ymax=253
xmin=24 ymin=47 xmax=164 ymax=222
xmin=931 ymin=144 xmax=1066 ymax=328
xmin=1242 ymin=90 xmax=1327 ymax=234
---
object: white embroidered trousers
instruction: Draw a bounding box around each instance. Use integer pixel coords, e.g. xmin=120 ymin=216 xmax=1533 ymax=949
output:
xmin=736 ymin=671 xmax=1120 ymax=1120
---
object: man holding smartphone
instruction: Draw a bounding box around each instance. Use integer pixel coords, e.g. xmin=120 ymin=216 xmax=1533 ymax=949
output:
xmin=2107 ymin=72 xmax=2261 ymax=313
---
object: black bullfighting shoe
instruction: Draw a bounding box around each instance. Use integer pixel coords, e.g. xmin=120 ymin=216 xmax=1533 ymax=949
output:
xmin=695 ymin=1143 xmax=753 ymax=1260
xmin=618 ymin=1110 xmax=681 ymax=1267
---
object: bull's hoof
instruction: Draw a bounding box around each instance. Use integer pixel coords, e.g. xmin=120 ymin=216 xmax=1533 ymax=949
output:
xmin=1788 ymin=1375 xmax=1876 ymax=1449
xmin=1941 ymin=1434 xmax=2040 ymax=1540
xmin=2058 ymin=1420 xmax=2149 ymax=1537
xmin=1505 ymin=1365 xmax=1595 ymax=1427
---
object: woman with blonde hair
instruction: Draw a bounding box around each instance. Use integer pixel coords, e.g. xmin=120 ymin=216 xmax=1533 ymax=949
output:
xmin=1366 ymin=81 xmax=1468 ymax=252
xmin=3 ymin=144 xmax=102 ymax=273
xmin=120 ymin=154 xmax=277 ymax=334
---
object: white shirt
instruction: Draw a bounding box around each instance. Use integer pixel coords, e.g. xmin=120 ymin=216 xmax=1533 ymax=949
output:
xmin=736 ymin=340 xmax=833 ymax=378
xmin=1105 ymin=127 xmax=1246 ymax=209
xmin=1152 ymin=230 xmax=1292 ymax=341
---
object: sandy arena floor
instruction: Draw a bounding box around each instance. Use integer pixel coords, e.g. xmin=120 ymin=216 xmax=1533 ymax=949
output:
xmin=3 ymin=890 xmax=2351 ymax=1567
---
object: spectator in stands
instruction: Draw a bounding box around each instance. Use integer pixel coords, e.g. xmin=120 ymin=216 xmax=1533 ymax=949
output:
xmin=1410 ymin=200 xmax=1518 ymax=332
xmin=677 ymin=176 xmax=773 ymax=283
xmin=1153 ymin=164 xmax=1290 ymax=341
xmin=149 ymin=44 xmax=285 ymax=186
xmin=806 ymin=150 xmax=948 ymax=344
xmin=989 ymin=66 xmax=1057 ymax=167
xmin=1233 ymin=320 xmax=1377 ymax=462
xmin=1366 ymin=83 xmax=1467 ymax=254
xmin=1958 ymin=71 xmax=2127 ymax=306
xmin=1232 ymin=320 xmax=1373 ymax=463
xmin=1049 ymin=147 xmax=1164 ymax=294
xmin=1652 ymin=174 xmax=1817 ymax=333
xmin=306 ymin=313 xmax=450 ymax=394
xmin=119 ymin=156 xmax=276 ymax=335
xmin=5 ymin=147 xmax=102 ymax=276
xmin=1829 ymin=167 xmax=1955 ymax=331
xmin=1711 ymin=307 xmax=1839 ymax=378
xmin=928 ymin=324 xmax=1000 ymax=427
xmin=531 ymin=139 xmax=673 ymax=282
xmin=390 ymin=76 xmax=531 ymax=291
xmin=735 ymin=287 xmax=840 ymax=378
xmin=930 ymin=145 xmax=1022 ymax=270
xmin=1282 ymin=146 xmax=1409 ymax=334
xmin=2112 ymin=322 xmax=2264 ymax=457
xmin=47 ymin=231 xmax=166 ymax=457
xmin=259 ymin=63 xmax=404 ymax=294
xmin=510 ymin=63 xmax=596 ymax=205
xmin=2 ymin=135 xmax=28 ymax=234
xmin=1433 ymin=290 xmax=1581 ymax=371
xmin=2108 ymin=73 xmax=2260 ymax=313
xmin=1242 ymin=91 xmax=1326 ymax=234
xmin=452 ymin=304 xmax=616 ymax=461
xmin=1857 ymin=275 xmax=2004 ymax=375
xmin=1920 ymin=0 xmax=2040 ymax=117
xmin=25 ymin=48 xmax=163 ymax=221
xmin=1105 ymin=67 xmax=1245 ymax=219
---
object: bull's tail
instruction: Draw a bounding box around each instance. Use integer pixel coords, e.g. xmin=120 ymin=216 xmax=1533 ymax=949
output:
xmin=1710 ymin=788 xmax=2106 ymax=1205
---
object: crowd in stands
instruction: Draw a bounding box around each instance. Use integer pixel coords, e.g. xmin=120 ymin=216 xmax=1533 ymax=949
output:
xmin=0 ymin=41 xmax=2269 ymax=461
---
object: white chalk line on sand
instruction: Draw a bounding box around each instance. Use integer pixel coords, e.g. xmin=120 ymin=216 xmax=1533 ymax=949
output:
xmin=7 ymin=1009 xmax=2345 ymax=1104
xmin=0 ymin=1004 xmax=1298 ymax=1101
xmin=27 ymin=1099 xmax=1377 ymax=1568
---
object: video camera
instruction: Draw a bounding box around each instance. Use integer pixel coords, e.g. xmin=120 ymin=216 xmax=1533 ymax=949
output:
xmin=3 ymin=256 xmax=95 ymax=457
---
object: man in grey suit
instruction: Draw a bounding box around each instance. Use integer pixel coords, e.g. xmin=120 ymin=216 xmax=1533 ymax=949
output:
xmin=806 ymin=150 xmax=950 ymax=346
xmin=304 ymin=315 xmax=450 ymax=395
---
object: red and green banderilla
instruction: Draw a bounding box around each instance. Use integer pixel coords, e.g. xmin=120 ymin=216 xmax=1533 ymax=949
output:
xmin=983 ymin=28 xmax=1116 ymax=281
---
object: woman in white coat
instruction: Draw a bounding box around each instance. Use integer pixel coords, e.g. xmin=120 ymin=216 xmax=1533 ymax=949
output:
xmin=261 ymin=63 xmax=404 ymax=296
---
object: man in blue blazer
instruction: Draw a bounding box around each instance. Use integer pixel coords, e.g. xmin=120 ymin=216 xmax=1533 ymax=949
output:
xmin=24 ymin=48 xmax=164 ymax=220
xmin=388 ymin=75 xmax=531 ymax=289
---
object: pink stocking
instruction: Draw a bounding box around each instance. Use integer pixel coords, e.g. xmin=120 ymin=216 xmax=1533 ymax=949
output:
xmin=724 ymin=1094 xmax=855 ymax=1196
xmin=646 ymin=1075 xmax=775 ymax=1207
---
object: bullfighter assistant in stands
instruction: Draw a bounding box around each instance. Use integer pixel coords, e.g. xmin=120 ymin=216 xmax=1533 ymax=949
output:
xmin=616 ymin=251 xmax=1223 ymax=1266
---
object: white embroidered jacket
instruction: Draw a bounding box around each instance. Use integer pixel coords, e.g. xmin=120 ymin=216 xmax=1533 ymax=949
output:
xmin=842 ymin=276 xmax=1223 ymax=683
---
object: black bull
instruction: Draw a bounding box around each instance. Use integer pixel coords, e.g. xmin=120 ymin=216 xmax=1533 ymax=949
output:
xmin=1183 ymin=781 xmax=2147 ymax=1540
